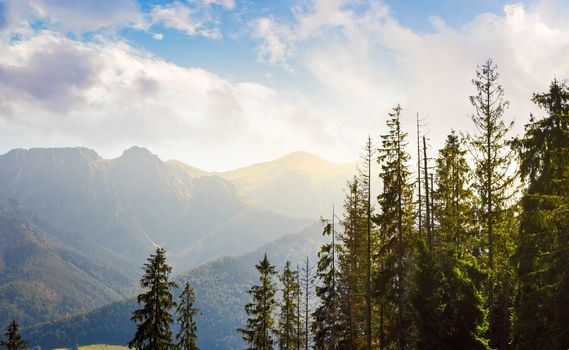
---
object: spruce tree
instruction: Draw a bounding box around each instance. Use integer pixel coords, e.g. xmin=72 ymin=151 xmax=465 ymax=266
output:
xmin=176 ymin=281 xmax=200 ymax=350
xmin=239 ymin=254 xmax=278 ymax=350
xmin=513 ymin=79 xmax=569 ymax=349
xmin=336 ymin=178 xmax=367 ymax=350
xmin=278 ymin=261 xmax=300 ymax=350
xmin=412 ymin=243 xmax=489 ymax=350
xmin=433 ymin=131 xmax=478 ymax=258
xmin=0 ymin=320 xmax=27 ymax=350
xmin=469 ymin=59 xmax=516 ymax=349
xmin=129 ymin=247 xmax=177 ymax=350
xmin=375 ymin=105 xmax=415 ymax=350
xmin=312 ymin=218 xmax=338 ymax=350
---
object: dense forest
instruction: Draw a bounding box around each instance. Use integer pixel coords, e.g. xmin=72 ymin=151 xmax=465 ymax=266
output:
xmin=235 ymin=59 xmax=569 ymax=350
xmin=8 ymin=58 xmax=566 ymax=350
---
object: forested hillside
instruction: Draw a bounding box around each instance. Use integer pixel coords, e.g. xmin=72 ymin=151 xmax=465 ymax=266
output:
xmin=23 ymin=224 xmax=324 ymax=349
xmin=233 ymin=62 xmax=569 ymax=350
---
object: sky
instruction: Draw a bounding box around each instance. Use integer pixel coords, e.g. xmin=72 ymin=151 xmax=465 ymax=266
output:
xmin=0 ymin=0 xmax=568 ymax=171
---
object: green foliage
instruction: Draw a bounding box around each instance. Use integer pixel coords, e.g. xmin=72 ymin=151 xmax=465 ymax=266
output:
xmin=375 ymin=105 xmax=416 ymax=349
xmin=238 ymin=254 xmax=278 ymax=350
xmin=129 ymin=247 xmax=177 ymax=350
xmin=0 ymin=320 xmax=27 ymax=350
xmin=276 ymin=261 xmax=300 ymax=350
xmin=176 ymin=281 xmax=199 ymax=350
xmin=312 ymin=219 xmax=339 ymax=350
xmin=469 ymin=59 xmax=517 ymax=349
xmin=433 ymin=131 xmax=479 ymax=258
xmin=513 ymin=79 xmax=569 ymax=350
xmin=412 ymin=243 xmax=489 ymax=350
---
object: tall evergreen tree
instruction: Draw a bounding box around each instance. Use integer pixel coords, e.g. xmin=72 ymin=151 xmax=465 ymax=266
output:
xmin=375 ymin=105 xmax=416 ymax=350
xmin=337 ymin=178 xmax=367 ymax=350
xmin=411 ymin=242 xmax=489 ymax=350
xmin=239 ymin=254 xmax=278 ymax=350
xmin=129 ymin=247 xmax=177 ymax=350
xmin=513 ymin=79 xmax=569 ymax=350
xmin=433 ymin=131 xmax=478 ymax=258
xmin=312 ymin=218 xmax=338 ymax=350
xmin=358 ymin=137 xmax=375 ymax=350
xmin=469 ymin=59 xmax=516 ymax=349
xmin=176 ymin=281 xmax=200 ymax=350
xmin=278 ymin=261 xmax=301 ymax=350
xmin=0 ymin=320 xmax=27 ymax=350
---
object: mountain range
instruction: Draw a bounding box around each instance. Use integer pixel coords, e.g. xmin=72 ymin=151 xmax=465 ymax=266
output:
xmin=0 ymin=146 xmax=353 ymax=348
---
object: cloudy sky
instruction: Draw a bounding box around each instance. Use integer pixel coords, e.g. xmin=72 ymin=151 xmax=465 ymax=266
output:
xmin=0 ymin=0 xmax=567 ymax=170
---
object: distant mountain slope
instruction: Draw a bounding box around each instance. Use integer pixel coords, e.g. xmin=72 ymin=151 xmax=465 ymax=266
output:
xmin=0 ymin=196 xmax=136 ymax=327
xmin=0 ymin=147 xmax=310 ymax=271
xmin=25 ymin=224 xmax=326 ymax=350
xmin=171 ymin=151 xmax=355 ymax=219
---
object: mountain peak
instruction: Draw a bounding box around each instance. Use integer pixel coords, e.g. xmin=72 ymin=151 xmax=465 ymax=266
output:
xmin=118 ymin=146 xmax=160 ymax=161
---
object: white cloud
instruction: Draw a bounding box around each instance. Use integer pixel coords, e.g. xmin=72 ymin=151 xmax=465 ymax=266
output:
xmin=152 ymin=32 xmax=164 ymax=40
xmin=0 ymin=0 xmax=143 ymax=34
xmin=0 ymin=31 xmax=337 ymax=169
xmin=149 ymin=2 xmax=222 ymax=40
xmin=249 ymin=0 xmax=569 ymax=158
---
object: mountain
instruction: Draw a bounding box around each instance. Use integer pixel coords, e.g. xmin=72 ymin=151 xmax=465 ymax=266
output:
xmin=24 ymin=224 xmax=326 ymax=350
xmin=0 ymin=147 xmax=310 ymax=270
xmin=171 ymin=151 xmax=355 ymax=220
xmin=0 ymin=196 xmax=137 ymax=327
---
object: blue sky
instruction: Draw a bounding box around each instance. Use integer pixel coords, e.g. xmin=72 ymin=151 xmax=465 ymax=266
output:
xmin=0 ymin=0 xmax=567 ymax=170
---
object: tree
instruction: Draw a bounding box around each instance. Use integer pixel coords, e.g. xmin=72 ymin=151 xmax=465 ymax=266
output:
xmin=278 ymin=261 xmax=300 ymax=350
xmin=0 ymin=320 xmax=27 ymax=350
xmin=469 ymin=59 xmax=516 ymax=349
xmin=239 ymin=254 xmax=278 ymax=350
xmin=336 ymin=178 xmax=367 ymax=350
xmin=129 ymin=247 xmax=177 ymax=350
xmin=176 ymin=281 xmax=200 ymax=350
xmin=433 ymin=131 xmax=478 ymax=258
xmin=513 ymin=79 xmax=569 ymax=350
xmin=375 ymin=105 xmax=416 ymax=350
xmin=312 ymin=218 xmax=339 ymax=350
xmin=358 ymin=137 xmax=375 ymax=350
xmin=411 ymin=243 xmax=489 ymax=350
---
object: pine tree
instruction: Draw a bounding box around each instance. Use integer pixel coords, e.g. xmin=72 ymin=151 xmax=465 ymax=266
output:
xmin=129 ymin=247 xmax=177 ymax=350
xmin=239 ymin=254 xmax=278 ymax=350
xmin=278 ymin=261 xmax=300 ymax=350
xmin=336 ymin=178 xmax=367 ymax=350
xmin=0 ymin=320 xmax=27 ymax=350
xmin=176 ymin=281 xmax=200 ymax=350
xmin=375 ymin=105 xmax=416 ymax=350
xmin=312 ymin=218 xmax=338 ymax=350
xmin=412 ymin=242 xmax=489 ymax=350
xmin=433 ymin=131 xmax=478 ymax=258
xmin=358 ymin=137 xmax=375 ymax=350
xmin=469 ymin=59 xmax=516 ymax=349
xmin=513 ymin=79 xmax=569 ymax=350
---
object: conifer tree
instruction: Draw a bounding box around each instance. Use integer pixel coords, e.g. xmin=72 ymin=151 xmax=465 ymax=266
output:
xmin=129 ymin=247 xmax=177 ymax=350
xmin=513 ymin=79 xmax=569 ymax=350
xmin=375 ymin=105 xmax=415 ymax=350
xmin=433 ymin=131 xmax=478 ymax=258
xmin=336 ymin=178 xmax=367 ymax=350
xmin=312 ymin=218 xmax=338 ymax=350
xmin=239 ymin=254 xmax=278 ymax=350
xmin=358 ymin=137 xmax=375 ymax=350
xmin=0 ymin=320 xmax=27 ymax=350
xmin=278 ymin=261 xmax=300 ymax=350
xmin=412 ymin=242 xmax=489 ymax=350
xmin=176 ymin=281 xmax=200 ymax=350
xmin=469 ymin=59 xmax=516 ymax=349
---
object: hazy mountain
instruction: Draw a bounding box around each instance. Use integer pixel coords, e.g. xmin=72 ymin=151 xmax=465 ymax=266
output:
xmin=170 ymin=151 xmax=356 ymax=219
xmin=0 ymin=147 xmax=310 ymax=270
xmin=25 ymin=224 xmax=326 ymax=349
xmin=0 ymin=196 xmax=136 ymax=327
